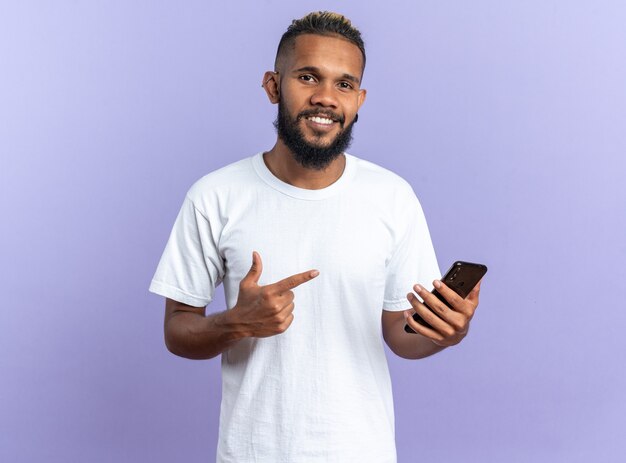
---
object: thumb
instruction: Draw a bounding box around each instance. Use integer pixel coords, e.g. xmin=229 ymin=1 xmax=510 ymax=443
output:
xmin=242 ymin=251 xmax=263 ymax=285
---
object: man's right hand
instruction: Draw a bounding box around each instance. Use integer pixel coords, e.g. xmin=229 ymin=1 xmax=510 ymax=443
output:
xmin=231 ymin=251 xmax=319 ymax=338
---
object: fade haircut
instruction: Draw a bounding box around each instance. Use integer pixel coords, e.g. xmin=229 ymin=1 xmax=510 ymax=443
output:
xmin=275 ymin=11 xmax=366 ymax=72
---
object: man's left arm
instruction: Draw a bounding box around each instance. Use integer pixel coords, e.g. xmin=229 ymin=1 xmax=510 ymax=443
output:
xmin=381 ymin=280 xmax=481 ymax=359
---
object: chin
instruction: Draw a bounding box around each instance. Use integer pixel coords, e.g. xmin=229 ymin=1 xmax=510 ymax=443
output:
xmin=307 ymin=135 xmax=336 ymax=147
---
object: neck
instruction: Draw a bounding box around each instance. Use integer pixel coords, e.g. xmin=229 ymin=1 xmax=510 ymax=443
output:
xmin=263 ymin=140 xmax=346 ymax=190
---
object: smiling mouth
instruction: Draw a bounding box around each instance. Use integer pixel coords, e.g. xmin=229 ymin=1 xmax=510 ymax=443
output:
xmin=299 ymin=110 xmax=343 ymax=126
xmin=306 ymin=115 xmax=335 ymax=125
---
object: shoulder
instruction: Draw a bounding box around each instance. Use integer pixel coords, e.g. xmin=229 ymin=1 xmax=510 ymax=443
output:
xmin=184 ymin=155 xmax=259 ymax=207
xmin=348 ymin=153 xmax=417 ymax=199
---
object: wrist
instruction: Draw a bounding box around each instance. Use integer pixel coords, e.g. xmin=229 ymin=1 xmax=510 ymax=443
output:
xmin=214 ymin=307 xmax=251 ymax=342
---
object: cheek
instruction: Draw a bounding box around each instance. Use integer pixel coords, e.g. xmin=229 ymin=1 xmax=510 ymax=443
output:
xmin=341 ymin=95 xmax=361 ymax=112
xmin=281 ymin=96 xmax=309 ymax=117
xmin=281 ymin=83 xmax=310 ymax=103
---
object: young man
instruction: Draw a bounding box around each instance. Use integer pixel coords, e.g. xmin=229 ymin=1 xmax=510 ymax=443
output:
xmin=150 ymin=11 xmax=481 ymax=462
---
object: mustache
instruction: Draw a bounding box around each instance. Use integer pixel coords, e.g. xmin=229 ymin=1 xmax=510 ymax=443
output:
xmin=297 ymin=109 xmax=345 ymax=125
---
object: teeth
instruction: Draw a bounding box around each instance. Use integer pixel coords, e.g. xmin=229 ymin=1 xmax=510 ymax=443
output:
xmin=308 ymin=116 xmax=333 ymax=125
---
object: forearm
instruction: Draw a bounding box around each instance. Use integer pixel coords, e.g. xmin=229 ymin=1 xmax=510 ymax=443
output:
xmin=165 ymin=309 xmax=249 ymax=360
xmin=383 ymin=315 xmax=447 ymax=360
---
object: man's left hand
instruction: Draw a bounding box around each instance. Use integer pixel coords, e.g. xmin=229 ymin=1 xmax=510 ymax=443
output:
xmin=404 ymin=280 xmax=481 ymax=347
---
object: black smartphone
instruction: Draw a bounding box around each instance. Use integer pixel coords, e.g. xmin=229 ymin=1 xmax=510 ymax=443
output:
xmin=404 ymin=261 xmax=488 ymax=334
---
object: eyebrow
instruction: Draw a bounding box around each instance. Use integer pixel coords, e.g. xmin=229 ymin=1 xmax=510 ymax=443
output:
xmin=293 ymin=66 xmax=361 ymax=85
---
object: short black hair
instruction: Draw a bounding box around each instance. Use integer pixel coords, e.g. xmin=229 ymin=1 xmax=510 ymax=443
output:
xmin=275 ymin=11 xmax=366 ymax=71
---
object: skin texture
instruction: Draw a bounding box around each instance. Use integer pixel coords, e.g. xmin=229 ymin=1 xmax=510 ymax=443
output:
xmin=163 ymin=33 xmax=482 ymax=360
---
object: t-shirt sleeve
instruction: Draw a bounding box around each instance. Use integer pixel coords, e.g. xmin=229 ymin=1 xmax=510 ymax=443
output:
xmin=149 ymin=195 xmax=225 ymax=308
xmin=382 ymin=188 xmax=440 ymax=312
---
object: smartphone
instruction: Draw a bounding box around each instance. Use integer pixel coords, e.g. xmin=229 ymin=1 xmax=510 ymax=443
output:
xmin=404 ymin=261 xmax=487 ymax=334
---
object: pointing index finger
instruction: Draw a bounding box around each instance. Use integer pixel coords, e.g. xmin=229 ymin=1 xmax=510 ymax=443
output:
xmin=270 ymin=269 xmax=320 ymax=293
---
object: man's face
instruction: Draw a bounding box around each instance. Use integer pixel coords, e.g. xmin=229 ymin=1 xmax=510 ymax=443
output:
xmin=272 ymin=34 xmax=366 ymax=170
xmin=274 ymin=96 xmax=357 ymax=171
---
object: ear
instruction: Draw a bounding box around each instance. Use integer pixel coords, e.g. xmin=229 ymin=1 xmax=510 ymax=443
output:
xmin=357 ymin=88 xmax=367 ymax=110
xmin=262 ymin=71 xmax=280 ymax=104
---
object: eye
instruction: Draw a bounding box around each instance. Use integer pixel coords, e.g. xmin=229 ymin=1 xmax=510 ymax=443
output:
xmin=338 ymin=81 xmax=354 ymax=90
xmin=299 ymin=74 xmax=317 ymax=83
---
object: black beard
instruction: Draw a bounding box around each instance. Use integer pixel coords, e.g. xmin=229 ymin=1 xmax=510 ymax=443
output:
xmin=273 ymin=99 xmax=356 ymax=171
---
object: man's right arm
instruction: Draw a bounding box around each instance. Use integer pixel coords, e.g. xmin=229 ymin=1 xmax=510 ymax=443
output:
xmin=163 ymin=251 xmax=319 ymax=360
xmin=164 ymin=298 xmax=249 ymax=360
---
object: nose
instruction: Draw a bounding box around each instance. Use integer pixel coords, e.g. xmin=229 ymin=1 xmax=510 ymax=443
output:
xmin=310 ymin=82 xmax=338 ymax=108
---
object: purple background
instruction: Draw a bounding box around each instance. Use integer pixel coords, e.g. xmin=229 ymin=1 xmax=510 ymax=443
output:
xmin=2 ymin=1 xmax=625 ymax=462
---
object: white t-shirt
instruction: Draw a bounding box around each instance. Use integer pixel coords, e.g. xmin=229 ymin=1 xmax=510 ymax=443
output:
xmin=150 ymin=152 xmax=440 ymax=463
